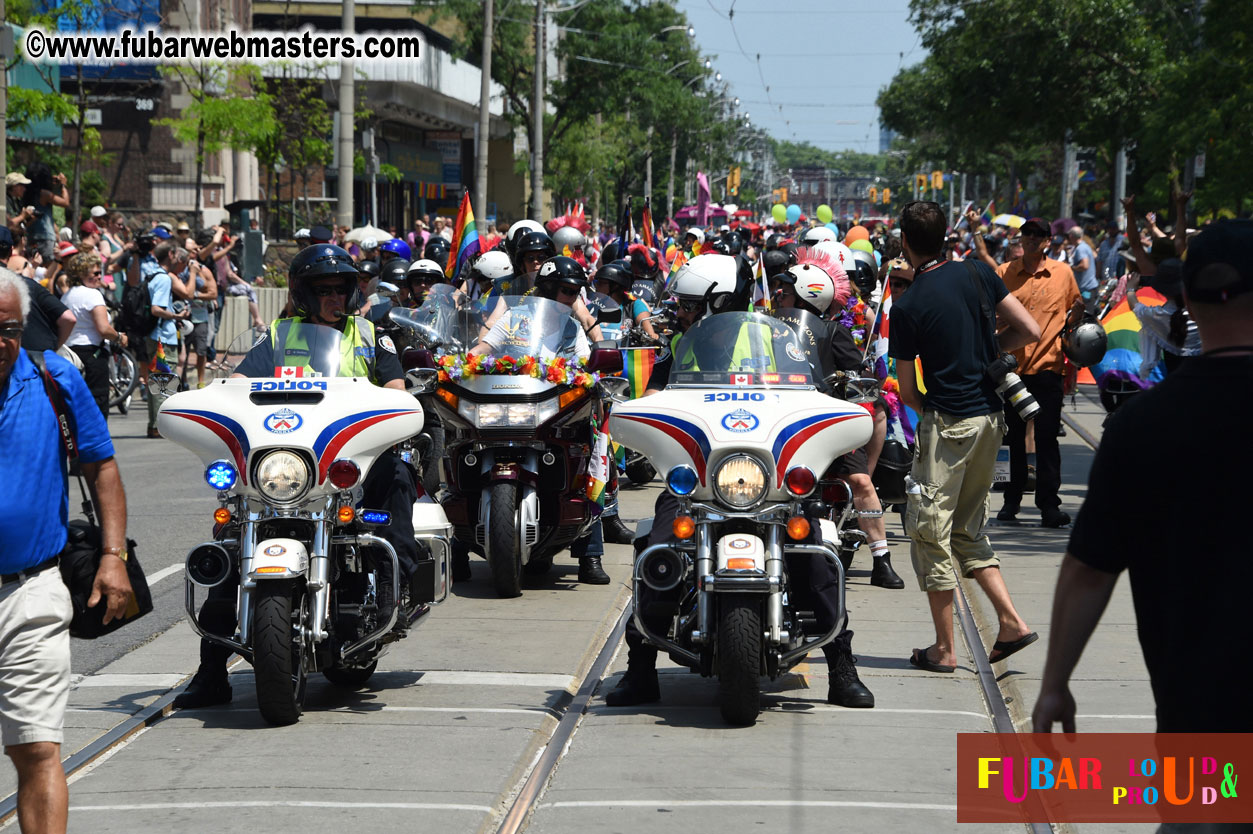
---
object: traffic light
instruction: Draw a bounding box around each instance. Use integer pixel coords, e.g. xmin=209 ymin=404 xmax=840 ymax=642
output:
xmin=931 ymin=170 xmax=944 ymax=190
xmin=881 ymin=188 xmax=891 ymax=204
xmin=915 ymin=174 xmax=927 ymax=192
xmin=729 ymin=166 xmax=741 ymax=196
xmin=868 ymin=186 xmax=878 ymax=203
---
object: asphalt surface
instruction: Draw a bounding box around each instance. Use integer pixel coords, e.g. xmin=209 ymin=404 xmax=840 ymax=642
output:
xmin=7 ymin=387 xmax=1160 ymax=834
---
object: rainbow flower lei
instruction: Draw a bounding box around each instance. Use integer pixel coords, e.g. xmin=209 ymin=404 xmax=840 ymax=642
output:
xmin=436 ymin=353 xmax=600 ymax=390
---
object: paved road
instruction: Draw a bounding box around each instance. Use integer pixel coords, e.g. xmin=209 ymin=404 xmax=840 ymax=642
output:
xmin=10 ymin=389 xmax=1157 ymax=834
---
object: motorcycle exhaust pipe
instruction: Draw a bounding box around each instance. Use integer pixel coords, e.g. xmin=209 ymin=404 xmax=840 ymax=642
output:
xmin=186 ymin=543 xmax=232 ymax=588
xmin=639 ymin=547 xmax=687 ymax=593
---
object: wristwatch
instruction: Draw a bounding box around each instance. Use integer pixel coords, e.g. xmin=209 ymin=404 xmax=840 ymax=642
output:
xmin=104 ymin=546 xmax=129 ymax=563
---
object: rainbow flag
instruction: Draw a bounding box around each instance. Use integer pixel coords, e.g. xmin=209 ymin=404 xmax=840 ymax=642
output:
xmin=980 ymin=199 xmax=996 ymax=228
xmin=1077 ymin=287 xmax=1166 ymax=389
xmin=623 ymin=348 xmax=656 ymax=399
xmin=149 ymin=342 xmax=173 ymax=374
xmin=445 ymin=192 xmax=480 ymax=279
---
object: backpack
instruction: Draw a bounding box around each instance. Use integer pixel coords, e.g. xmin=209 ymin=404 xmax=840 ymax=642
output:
xmin=119 ymin=269 xmax=159 ymax=336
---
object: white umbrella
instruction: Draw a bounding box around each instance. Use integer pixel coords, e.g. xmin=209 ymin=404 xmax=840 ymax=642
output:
xmin=344 ymin=224 xmax=393 ymax=244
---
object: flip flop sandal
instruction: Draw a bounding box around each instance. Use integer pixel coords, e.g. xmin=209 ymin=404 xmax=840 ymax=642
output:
xmin=989 ymin=631 xmax=1039 ymax=663
xmin=909 ymin=647 xmax=956 ymax=673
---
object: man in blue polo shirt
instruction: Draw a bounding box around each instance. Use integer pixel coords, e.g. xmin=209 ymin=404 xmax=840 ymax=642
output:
xmin=0 ymin=267 xmax=132 ymax=833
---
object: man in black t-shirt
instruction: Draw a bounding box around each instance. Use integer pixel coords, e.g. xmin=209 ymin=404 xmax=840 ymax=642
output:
xmin=887 ymin=201 xmax=1043 ymax=673
xmin=18 ymin=275 xmax=74 ymax=352
xmin=1034 ymin=220 xmax=1253 ymax=733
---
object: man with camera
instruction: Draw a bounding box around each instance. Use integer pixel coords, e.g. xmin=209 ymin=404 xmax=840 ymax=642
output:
xmin=888 ymin=201 xmax=1043 ymax=672
xmin=995 ymin=217 xmax=1085 ymax=528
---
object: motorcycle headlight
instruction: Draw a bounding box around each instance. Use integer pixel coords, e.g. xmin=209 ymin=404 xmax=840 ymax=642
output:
xmin=713 ymin=455 xmax=767 ymax=509
xmin=506 ymin=403 xmax=537 ymax=426
xmin=254 ymin=450 xmax=311 ymax=504
xmin=457 ymin=401 xmax=546 ymax=428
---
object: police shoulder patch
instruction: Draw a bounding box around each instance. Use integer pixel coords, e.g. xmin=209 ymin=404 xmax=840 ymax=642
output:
xmin=379 ymin=335 xmax=397 ymax=354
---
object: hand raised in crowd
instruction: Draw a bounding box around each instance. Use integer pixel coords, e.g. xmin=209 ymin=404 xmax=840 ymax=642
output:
xmin=1120 ymin=194 xmax=1136 ymax=213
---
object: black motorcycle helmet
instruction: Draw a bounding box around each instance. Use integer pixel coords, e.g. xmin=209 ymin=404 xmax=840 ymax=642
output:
xmin=535 ymin=255 xmax=587 ymax=301
xmin=762 ymin=248 xmax=796 ymax=280
xmin=707 ymin=238 xmax=731 ymax=255
xmin=594 ymin=259 xmax=633 ymax=294
xmin=423 ymin=236 xmax=450 ymax=267
xmin=765 ymin=233 xmax=785 ymax=252
xmin=722 ymin=231 xmax=745 ymax=256
xmin=1061 ymin=318 xmax=1109 ymax=367
xmin=289 ymin=243 xmax=361 ymax=317
xmin=381 ymin=257 xmax=411 ymax=290
xmin=600 ymin=240 xmax=621 ymax=263
xmin=513 ymin=230 xmax=556 ymax=275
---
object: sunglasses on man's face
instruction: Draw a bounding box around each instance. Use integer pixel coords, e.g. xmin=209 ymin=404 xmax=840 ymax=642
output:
xmin=311 ymin=285 xmax=349 ymax=298
xmin=678 ymin=298 xmax=706 ymax=313
xmin=0 ymin=322 xmax=23 ymax=341
xmin=556 ymin=286 xmax=580 ymax=297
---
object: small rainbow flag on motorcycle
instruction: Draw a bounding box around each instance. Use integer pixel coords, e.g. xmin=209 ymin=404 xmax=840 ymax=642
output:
xmin=622 ymin=348 xmax=656 ymax=399
xmin=149 ymin=342 xmax=173 ymax=374
xmin=445 ymin=192 xmax=480 ymax=279
xmin=585 ymin=415 xmax=611 ymax=514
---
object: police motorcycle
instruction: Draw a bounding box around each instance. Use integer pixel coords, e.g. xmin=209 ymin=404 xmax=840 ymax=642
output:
xmin=610 ymin=312 xmax=874 ymax=724
xmin=391 ymin=279 xmax=624 ymax=598
xmin=155 ymin=323 xmax=452 ymax=725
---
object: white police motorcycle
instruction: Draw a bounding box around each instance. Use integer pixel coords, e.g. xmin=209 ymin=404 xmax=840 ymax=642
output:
xmin=155 ymin=324 xmax=451 ymax=725
xmin=610 ymin=312 xmax=873 ymax=724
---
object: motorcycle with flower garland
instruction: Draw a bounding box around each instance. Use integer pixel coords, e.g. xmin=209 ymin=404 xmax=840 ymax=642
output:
xmin=392 ymin=292 xmax=625 ymax=598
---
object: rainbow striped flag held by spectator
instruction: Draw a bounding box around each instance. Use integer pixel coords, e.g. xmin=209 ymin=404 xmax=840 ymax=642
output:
xmin=622 ymin=348 xmax=656 ymax=399
xmin=980 ymin=200 xmax=996 ymax=228
xmin=149 ymin=342 xmax=173 ymax=375
xmin=445 ymin=192 xmax=480 ymax=279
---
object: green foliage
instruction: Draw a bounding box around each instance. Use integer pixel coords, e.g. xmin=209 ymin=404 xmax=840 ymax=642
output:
xmin=156 ymin=65 xmax=277 ymax=163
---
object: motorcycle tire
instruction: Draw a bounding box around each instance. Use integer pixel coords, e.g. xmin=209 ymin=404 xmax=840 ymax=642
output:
xmin=252 ymin=580 xmax=309 ymax=726
xmin=488 ymin=481 xmax=522 ymax=598
xmin=625 ymin=457 xmax=656 ymax=486
xmin=422 ymin=422 xmax=445 ymax=497
xmin=323 ymin=660 xmax=378 ymax=689
xmin=717 ymin=594 xmax=762 ymax=727
xmin=108 ymin=347 xmax=138 ymax=412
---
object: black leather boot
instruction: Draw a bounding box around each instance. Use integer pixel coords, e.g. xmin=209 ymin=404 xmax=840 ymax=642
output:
xmin=173 ymin=666 xmax=232 ymax=709
xmin=605 ymin=639 xmax=659 ymax=706
xmin=870 ymin=555 xmax=905 ymax=589
xmin=578 ymin=555 xmax=611 ymax=585
xmin=602 ymin=514 xmax=635 ymax=545
xmin=452 ymin=547 xmax=471 ymax=582
xmin=825 ymin=631 xmax=874 ymax=708
xmin=174 ymin=600 xmax=234 ymax=709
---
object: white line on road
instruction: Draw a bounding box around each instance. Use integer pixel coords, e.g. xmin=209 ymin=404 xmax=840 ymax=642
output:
xmin=409 ymin=670 xmax=576 ymax=689
xmin=69 ymin=801 xmax=492 ymax=813
xmin=145 ymin=563 xmax=184 ymax=586
xmin=71 ymin=674 xmax=186 ymax=689
xmin=329 ymin=706 xmax=559 ymax=717
xmin=541 ymin=799 xmax=958 ymax=811
xmin=1076 ymin=714 xmax=1155 ymax=720
xmin=594 ymin=703 xmax=990 ymax=720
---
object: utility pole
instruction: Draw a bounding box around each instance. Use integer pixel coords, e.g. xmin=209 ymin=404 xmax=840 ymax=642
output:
xmin=1061 ymin=131 xmax=1076 ymax=220
xmin=1114 ymin=145 xmax=1128 ymax=230
xmin=643 ymin=124 xmax=654 ymax=206
xmin=666 ymin=128 xmax=677 ymax=221
xmin=530 ymin=0 xmax=545 ymax=220
xmin=474 ymin=0 xmax=493 ymax=235
xmin=363 ymin=127 xmax=378 ymax=225
xmin=336 ymin=0 xmax=355 ymax=231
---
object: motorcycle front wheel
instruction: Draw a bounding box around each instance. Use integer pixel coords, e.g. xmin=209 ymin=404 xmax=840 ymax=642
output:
xmin=717 ymin=594 xmax=763 ymax=727
xmin=487 ymin=481 xmax=522 ymax=598
xmin=253 ymin=580 xmax=309 ymax=725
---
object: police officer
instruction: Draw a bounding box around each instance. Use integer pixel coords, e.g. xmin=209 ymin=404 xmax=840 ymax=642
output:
xmin=174 ymin=244 xmax=422 ymax=710
xmin=606 ymin=256 xmax=876 ymax=708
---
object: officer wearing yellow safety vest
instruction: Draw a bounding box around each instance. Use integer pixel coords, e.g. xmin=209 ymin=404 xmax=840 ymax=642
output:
xmin=607 ymin=254 xmax=876 ymax=710
xmin=175 ymin=244 xmax=421 ymax=710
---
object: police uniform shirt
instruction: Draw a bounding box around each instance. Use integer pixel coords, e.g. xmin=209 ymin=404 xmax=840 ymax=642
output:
xmin=234 ymin=318 xmax=404 ymax=386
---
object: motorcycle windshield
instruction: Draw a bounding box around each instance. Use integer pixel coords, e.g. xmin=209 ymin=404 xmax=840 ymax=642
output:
xmin=476 ymin=296 xmax=583 ymax=361
xmin=669 ymin=312 xmax=813 ymax=387
xmin=389 ymin=285 xmax=483 ymax=354
xmin=268 ymin=320 xmax=350 ymax=378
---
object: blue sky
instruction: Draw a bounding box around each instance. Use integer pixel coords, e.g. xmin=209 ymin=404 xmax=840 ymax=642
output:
xmin=672 ymin=1 xmax=923 ymax=153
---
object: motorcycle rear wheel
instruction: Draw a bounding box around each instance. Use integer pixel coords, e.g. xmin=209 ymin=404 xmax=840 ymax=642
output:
xmin=323 ymin=660 xmax=378 ymax=688
xmin=487 ymin=481 xmax=522 ymax=598
xmin=253 ymin=581 xmax=309 ymax=725
xmin=717 ymin=594 xmax=762 ymax=727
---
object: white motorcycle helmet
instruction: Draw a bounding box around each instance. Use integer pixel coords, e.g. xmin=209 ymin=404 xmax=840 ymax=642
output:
xmin=814 ymin=239 xmax=856 ymax=278
xmin=684 ymin=227 xmax=706 ymax=245
xmin=551 ymin=225 xmax=585 ymax=255
xmin=469 ymin=250 xmax=512 ymax=284
xmin=407 ymin=258 xmax=446 ymax=282
xmin=670 ymin=253 xmax=739 ymax=318
xmin=783 ymin=246 xmax=852 ymax=315
xmin=506 ymin=219 xmax=545 ymax=255
xmin=800 ymin=225 xmax=837 ymax=246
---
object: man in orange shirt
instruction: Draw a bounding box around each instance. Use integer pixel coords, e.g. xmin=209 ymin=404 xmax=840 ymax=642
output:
xmin=995 ymin=217 xmax=1085 ymax=527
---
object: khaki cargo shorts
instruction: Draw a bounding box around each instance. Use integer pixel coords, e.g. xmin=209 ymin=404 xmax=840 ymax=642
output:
xmin=905 ymin=410 xmax=1005 ymax=592
xmin=0 ymin=568 xmax=73 ymax=747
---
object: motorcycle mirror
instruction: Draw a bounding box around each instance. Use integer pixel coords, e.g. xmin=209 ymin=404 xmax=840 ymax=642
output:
xmin=406 ymin=367 xmax=439 ymax=393
xmin=597 ymin=376 xmax=631 ymax=402
xmin=147 ymin=372 xmax=178 ymax=398
xmin=585 ymin=347 xmax=624 ymax=375
xmin=402 ymin=347 xmax=436 ymax=370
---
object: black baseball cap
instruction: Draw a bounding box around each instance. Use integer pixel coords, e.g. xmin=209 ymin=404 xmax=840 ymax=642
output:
xmin=0 ymin=228 xmax=12 ymax=247
xmin=1183 ymin=219 xmax=1253 ymax=303
xmin=1021 ymin=217 xmax=1050 ymax=237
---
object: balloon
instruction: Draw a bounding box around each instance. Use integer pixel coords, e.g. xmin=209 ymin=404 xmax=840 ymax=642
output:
xmin=816 ymin=204 xmax=833 ymax=224
xmin=850 ymin=239 xmax=875 ymax=254
xmin=825 ymin=222 xmax=840 ymax=234
xmin=786 ymin=204 xmax=801 ymax=225
xmin=873 ymin=250 xmax=882 ymax=268
xmin=772 ymin=204 xmax=787 ymax=224
xmin=844 ymin=224 xmax=870 ymax=245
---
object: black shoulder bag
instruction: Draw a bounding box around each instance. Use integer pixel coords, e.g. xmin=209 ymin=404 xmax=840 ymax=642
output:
xmin=27 ymin=351 xmax=153 ymax=638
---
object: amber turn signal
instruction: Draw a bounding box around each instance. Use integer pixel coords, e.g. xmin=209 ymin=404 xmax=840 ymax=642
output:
xmin=672 ymin=516 xmax=696 ymax=539
xmin=725 ymin=557 xmax=758 ymax=570
xmin=337 ymin=505 xmax=355 ymax=523
xmin=213 ymin=507 xmax=231 ymax=524
xmin=786 ymin=516 xmax=810 ymax=540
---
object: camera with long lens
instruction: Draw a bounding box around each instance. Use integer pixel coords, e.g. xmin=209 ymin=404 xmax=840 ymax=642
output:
xmin=135 ymin=232 xmax=157 ymax=255
xmin=986 ymin=352 xmax=1040 ymax=421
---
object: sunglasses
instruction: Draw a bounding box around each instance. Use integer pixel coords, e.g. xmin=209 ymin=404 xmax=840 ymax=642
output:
xmin=311 ymin=285 xmax=349 ymax=298
xmin=678 ymin=298 xmax=706 ymax=313
xmin=0 ymin=323 xmax=22 ymax=341
xmin=556 ymin=286 xmax=580 ymax=297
